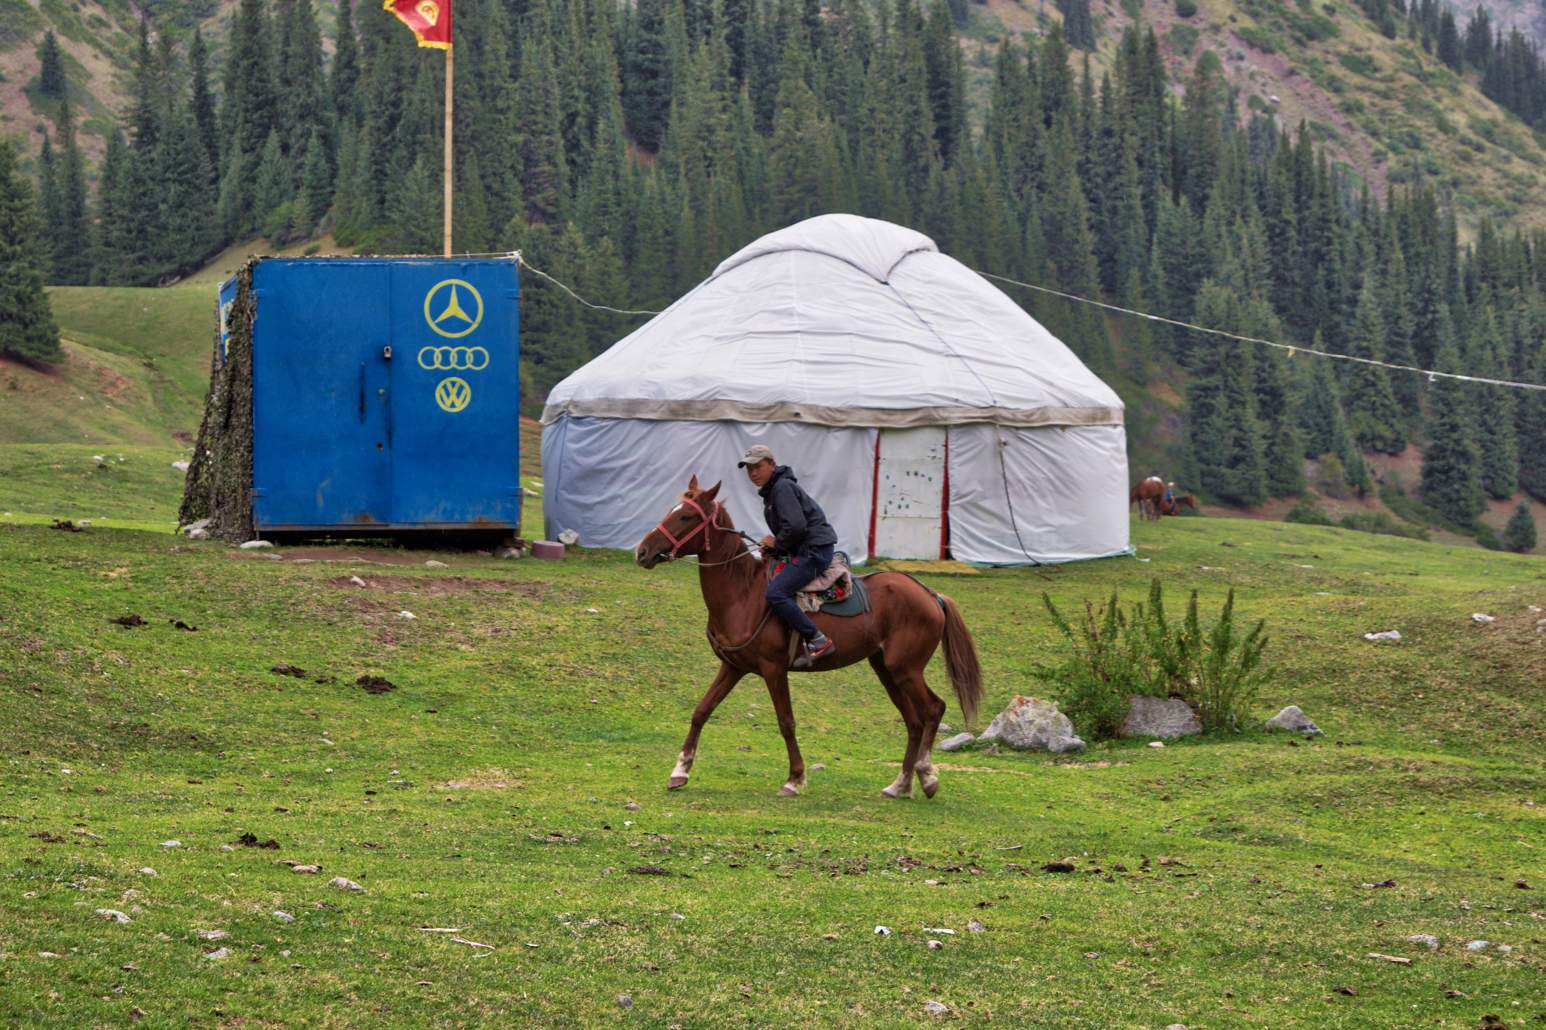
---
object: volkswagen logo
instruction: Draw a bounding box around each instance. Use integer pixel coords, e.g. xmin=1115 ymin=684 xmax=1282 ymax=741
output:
xmin=418 ymin=345 xmax=489 ymax=371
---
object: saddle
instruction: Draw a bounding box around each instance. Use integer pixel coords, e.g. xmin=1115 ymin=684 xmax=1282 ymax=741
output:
xmin=768 ymin=551 xmax=870 ymax=617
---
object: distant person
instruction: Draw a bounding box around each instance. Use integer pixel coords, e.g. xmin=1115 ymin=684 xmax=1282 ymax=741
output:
xmin=738 ymin=445 xmax=838 ymax=668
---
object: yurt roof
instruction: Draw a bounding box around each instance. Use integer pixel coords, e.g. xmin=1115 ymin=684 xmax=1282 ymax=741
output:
xmin=541 ymin=214 xmax=1124 ymax=430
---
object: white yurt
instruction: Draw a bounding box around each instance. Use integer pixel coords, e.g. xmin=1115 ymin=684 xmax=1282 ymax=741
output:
xmin=540 ymin=214 xmax=1131 ymax=565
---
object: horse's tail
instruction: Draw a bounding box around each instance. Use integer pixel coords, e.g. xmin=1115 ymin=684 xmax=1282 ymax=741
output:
xmin=937 ymin=593 xmax=984 ymax=730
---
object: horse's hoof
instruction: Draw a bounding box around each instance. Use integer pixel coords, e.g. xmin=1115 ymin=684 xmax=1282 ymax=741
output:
xmin=778 ymin=782 xmax=802 ymax=797
xmin=880 ymin=784 xmax=912 ymax=799
xmin=667 ymin=776 xmax=689 ymax=791
xmin=920 ymin=776 xmax=939 ymax=799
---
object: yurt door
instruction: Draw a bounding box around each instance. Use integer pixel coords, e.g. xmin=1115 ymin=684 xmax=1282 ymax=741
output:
xmin=871 ymin=428 xmax=947 ymax=559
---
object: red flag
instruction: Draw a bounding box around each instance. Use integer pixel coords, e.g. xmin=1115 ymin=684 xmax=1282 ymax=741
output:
xmin=384 ymin=0 xmax=452 ymax=49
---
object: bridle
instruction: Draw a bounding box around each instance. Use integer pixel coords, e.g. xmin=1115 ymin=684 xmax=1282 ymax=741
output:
xmin=653 ymin=496 xmax=757 ymax=566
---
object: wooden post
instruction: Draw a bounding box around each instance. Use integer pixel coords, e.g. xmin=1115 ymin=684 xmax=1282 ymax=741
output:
xmin=443 ymin=41 xmax=454 ymax=257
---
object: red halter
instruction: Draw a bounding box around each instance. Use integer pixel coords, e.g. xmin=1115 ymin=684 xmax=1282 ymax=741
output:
xmin=655 ymin=495 xmax=721 ymax=559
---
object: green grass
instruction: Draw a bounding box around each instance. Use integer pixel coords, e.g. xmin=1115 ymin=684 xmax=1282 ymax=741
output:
xmin=2 ymin=506 xmax=1543 ymax=1026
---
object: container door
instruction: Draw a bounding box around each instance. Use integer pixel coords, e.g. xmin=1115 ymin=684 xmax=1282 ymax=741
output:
xmin=251 ymin=261 xmax=393 ymax=529
xmin=387 ymin=261 xmax=522 ymax=528
xmin=872 ymin=427 xmax=947 ymax=559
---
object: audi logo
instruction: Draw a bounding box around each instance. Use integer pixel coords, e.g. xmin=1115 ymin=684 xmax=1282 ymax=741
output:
xmin=418 ymin=346 xmax=489 ymax=371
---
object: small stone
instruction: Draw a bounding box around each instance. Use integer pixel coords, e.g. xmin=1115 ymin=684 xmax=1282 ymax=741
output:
xmin=967 ymin=919 xmax=986 ymax=933
xmin=1048 ymin=734 xmax=1086 ymax=754
xmin=874 ymin=925 xmax=891 ymax=936
xmin=1265 ymin=705 xmax=1322 ymax=735
xmin=810 ymin=763 xmax=825 ymax=771
xmin=1465 ymin=939 xmax=1489 ymax=951
xmin=349 ymin=576 xmax=367 ymax=587
xmin=557 ymin=529 xmax=580 ymax=546
xmin=238 ymin=540 xmax=273 ymax=550
xmin=172 ymin=460 xmax=190 ymax=472
xmin=203 ymin=948 xmax=231 ymax=961
xmin=1148 ymin=741 xmax=1166 ymax=749
xmin=139 ymin=868 xmax=157 ymax=877
xmin=926 ymin=939 xmax=943 ymax=950
xmin=398 ymin=611 xmax=416 ymax=620
xmin=1166 ymin=1025 xmax=1188 ymax=1030
xmin=329 ymin=876 xmax=365 ymax=892
xmin=1406 ymin=934 xmax=1440 ymax=949
xmin=616 ymin=994 xmax=632 ymax=1009
xmin=1363 ymin=629 xmax=1402 ymax=641
xmin=623 ymin=802 xmax=641 ymax=811
xmin=1471 ymin=613 xmax=1496 ymax=624
xmin=1495 ymin=943 xmax=1513 ymax=953
xmin=96 ymin=909 xmax=132 ymax=924
xmin=924 ymin=1000 xmax=949 ymax=1016
xmin=160 ymin=840 xmax=181 ymax=847
xmin=494 ymin=546 xmax=522 ymax=559
xmin=670 ymin=912 xmax=684 ymax=921
xmin=424 ymin=560 xmax=448 ymax=569
xmin=195 ymin=929 xmax=228 ymax=941
xmin=290 ymin=864 xmax=320 ymax=875
xmin=273 ymin=911 xmax=294 ymax=923
xmin=938 ymin=732 xmax=975 ymax=752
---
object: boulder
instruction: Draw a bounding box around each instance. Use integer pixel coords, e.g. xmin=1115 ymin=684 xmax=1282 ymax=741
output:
xmin=238 ymin=540 xmax=274 ymax=550
xmin=1264 ymin=705 xmax=1322 ymax=735
xmin=937 ymin=732 xmax=975 ymax=752
xmin=1121 ymin=696 xmax=1201 ymax=739
xmin=1048 ymin=735 xmax=1086 ymax=754
xmin=181 ymin=518 xmax=211 ymax=537
xmin=978 ymin=696 xmax=1079 ymax=751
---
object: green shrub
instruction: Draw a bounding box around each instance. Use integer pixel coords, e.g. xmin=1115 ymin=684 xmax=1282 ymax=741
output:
xmin=1168 ymin=23 xmax=1200 ymax=54
xmin=1042 ymin=580 xmax=1273 ymax=739
xmin=1285 ymin=499 xmax=1334 ymax=525
xmin=1504 ymin=501 xmax=1537 ymax=552
xmin=1175 ymin=0 xmax=1197 ymax=18
xmin=1338 ymin=511 xmax=1429 ymax=540
xmin=1474 ymin=524 xmax=1504 ymax=551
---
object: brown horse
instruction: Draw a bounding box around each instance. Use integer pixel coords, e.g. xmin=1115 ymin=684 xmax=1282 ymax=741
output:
xmin=634 ymin=477 xmax=984 ymax=799
xmin=1130 ymin=476 xmax=1165 ymax=520
xmin=1160 ymin=489 xmax=1197 ymax=516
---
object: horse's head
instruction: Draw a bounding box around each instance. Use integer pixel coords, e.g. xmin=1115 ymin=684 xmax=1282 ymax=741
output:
xmin=635 ymin=476 xmax=723 ymax=568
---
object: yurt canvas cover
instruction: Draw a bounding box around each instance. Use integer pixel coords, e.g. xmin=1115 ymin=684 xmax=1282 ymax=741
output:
xmin=541 ymin=215 xmax=1130 ymax=564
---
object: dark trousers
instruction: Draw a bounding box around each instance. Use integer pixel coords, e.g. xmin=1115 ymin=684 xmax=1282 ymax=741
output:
xmin=766 ymin=546 xmax=833 ymax=641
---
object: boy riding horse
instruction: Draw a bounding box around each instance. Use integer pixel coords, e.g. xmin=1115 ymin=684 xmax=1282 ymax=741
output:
xmin=738 ymin=445 xmax=837 ymax=669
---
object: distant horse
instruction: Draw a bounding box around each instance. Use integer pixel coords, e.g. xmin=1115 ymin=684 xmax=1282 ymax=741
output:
xmin=634 ymin=476 xmax=984 ymax=800
xmin=1160 ymin=488 xmax=1197 ymax=516
xmin=1130 ymin=476 xmax=1165 ymax=520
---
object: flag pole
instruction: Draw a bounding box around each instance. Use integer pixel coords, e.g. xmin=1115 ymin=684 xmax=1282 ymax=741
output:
xmin=443 ymin=32 xmax=453 ymax=257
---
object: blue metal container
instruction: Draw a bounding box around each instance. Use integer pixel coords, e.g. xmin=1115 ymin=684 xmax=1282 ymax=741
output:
xmin=235 ymin=257 xmax=521 ymax=533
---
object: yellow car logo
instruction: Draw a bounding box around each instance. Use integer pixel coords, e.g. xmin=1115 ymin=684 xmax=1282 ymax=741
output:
xmin=435 ymin=376 xmax=471 ymax=413
xmin=424 ymin=279 xmax=483 ymax=339
xmin=417 ymin=346 xmax=489 ymax=371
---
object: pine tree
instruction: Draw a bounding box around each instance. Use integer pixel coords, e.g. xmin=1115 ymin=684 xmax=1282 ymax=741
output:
xmin=332 ymin=0 xmax=362 ymax=123
xmin=516 ymin=30 xmax=569 ymax=225
xmin=158 ymin=106 xmax=218 ymax=273
xmin=299 ymin=128 xmax=334 ymax=233
xmin=769 ymin=36 xmax=840 ymax=225
xmin=390 ymin=154 xmax=440 ymax=253
xmin=0 ymin=140 xmax=63 ymax=364
xmin=1518 ymin=348 xmax=1546 ymax=502
xmin=252 ymin=130 xmax=294 ymax=238
xmin=35 ymin=134 xmax=56 ymax=275
xmin=49 ymin=98 xmax=92 ymax=285
xmin=1469 ymin=307 xmax=1518 ymax=500
xmin=1186 ymin=280 xmax=1268 ymax=506
xmin=1421 ymin=342 xmax=1485 ymax=525
xmin=1503 ymin=499 xmax=1537 ymax=552
xmin=94 ymin=130 xmax=129 ymax=284
xmin=188 ymin=30 xmax=220 ymax=178
xmin=1059 ymin=0 xmax=1096 ymax=50
xmin=38 ymin=30 xmax=66 ymax=100
xmin=1343 ymin=271 xmax=1407 ymax=453
xmin=626 ymin=0 xmax=677 ymax=150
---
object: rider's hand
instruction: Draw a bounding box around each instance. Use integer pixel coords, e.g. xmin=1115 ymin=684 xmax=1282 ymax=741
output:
xmin=758 ymin=535 xmax=775 ymax=550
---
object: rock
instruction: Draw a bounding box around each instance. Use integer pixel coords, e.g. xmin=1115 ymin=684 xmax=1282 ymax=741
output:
xmin=195 ymin=929 xmax=228 ymax=941
xmin=203 ymin=948 xmax=231 ymax=961
xmin=290 ymin=865 xmax=320 ymax=875
xmin=238 ymin=540 xmax=273 ymax=550
xmin=139 ymin=868 xmax=157 ymax=877
xmin=494 ymin=546 xmax=523 ymax=560
xmin=1465 ymin=939 xmax=1489 ymax=951
xmin=623 ymin=802 xmax=641 ymax=811
xmin=1147 ymin=741 xmax=1165 ymax=749
xmin=1471 ymin=613 xmax=1496 ymax=624
xmin=978 ymin=696 xmax=1078 ymax=751
xmin=924 ymin=1000 xmax=949 ymax=1016
xmin=424 ymin=560 xmax=448 ymax=569
xmin=532 ymin=540 xmax=566 ymax=560
xmin=1166 ymin=1025 xmax=1188 ymax=1030
xmin=616 ymin=994 xmax=632 ymax=1009
xmin=1496 ymin=943 xmax=1513 ymax=953
xmin=329 ymin=876 xmax=365 ymax=892
xmin=273 ymin=911 xmax=294 ymax=923
xmin=1363 ymin=630 xmax=1401 ymax=641
xmin=967 ymin=919 xmax=987 ymax=932
xmin=172 ymin=461 xmax=190 ymax=472
xmin=557 ymin=529 xmax=580 ymax=546
xmin=1265 ymin=705 xmax=1322 ymax=735
xmin=186 ymin=527 xmax=210 ymax=540
xmin=160 ymin=840 xmax=181 ymax=847
xmin=937 ymin=732 xmax=975 ymax=752
xmin=181 ymin=518 xmax=210 ymax=536
xmin=1407 ymin=934 xmax=1440 ymax=949
xmin=1048 ymin=735 xmax=1086 ymax=754
xmin=1121 ymin=696 xmax=1202 ymax=739
xmin=397 ymin=611 xmax=416 ymax=620
xmin=926 ymin=939 xmax=943 ymax=950
xmin=874 ymin=925 xmax=891 ymax=936
xmin=96 ymin=909 xmax=132 ymax=924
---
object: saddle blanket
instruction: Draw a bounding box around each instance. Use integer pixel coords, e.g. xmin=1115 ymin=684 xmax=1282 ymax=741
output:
xmin=769 ymin=552 xmax=870 ymax=617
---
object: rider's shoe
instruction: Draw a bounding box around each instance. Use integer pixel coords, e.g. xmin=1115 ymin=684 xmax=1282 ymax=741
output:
xmin=793 ymin=632 xmax=835 ymax=669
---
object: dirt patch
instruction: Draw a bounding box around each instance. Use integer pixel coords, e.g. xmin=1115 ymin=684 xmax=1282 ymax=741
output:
xmin=435 ymin=769 xmax=522 ymax=790
xmin=328 ymin=575 xmax=554 ymax=598
xmin=277 ymin=548 xmax=428 ymax=565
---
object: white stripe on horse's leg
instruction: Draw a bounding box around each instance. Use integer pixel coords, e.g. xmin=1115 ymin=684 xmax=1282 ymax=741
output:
xmin=881 ymin=766 xmax=913 ymax=798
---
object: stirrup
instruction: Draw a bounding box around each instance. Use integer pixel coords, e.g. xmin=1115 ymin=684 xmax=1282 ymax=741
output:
xmin=792 ymin=636 xmax=834 ymax=669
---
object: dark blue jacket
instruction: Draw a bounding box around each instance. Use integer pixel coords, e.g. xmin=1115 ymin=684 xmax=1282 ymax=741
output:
xmin=759 ymin=466 xmax=837 ymax=557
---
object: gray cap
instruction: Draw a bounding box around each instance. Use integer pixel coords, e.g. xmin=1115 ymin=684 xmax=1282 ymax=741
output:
xmin=736 ymin=444 xmax=775 ymax=468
